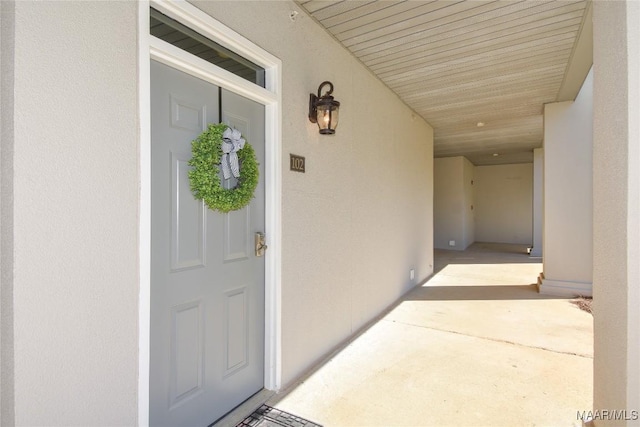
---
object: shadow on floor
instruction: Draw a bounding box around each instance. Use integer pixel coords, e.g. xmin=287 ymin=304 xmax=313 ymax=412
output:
xmin=236 ymin=405 xmax=322 ymax=427
xmin=263 ymin=241 xmax=592 ymax=426
xmin=419 ymin=242 xmax=555 ymax=300
xmin=434 ymin=242 xmax=540 ymax=271
xmin=406 ymin=284 xmax=559 ymax=301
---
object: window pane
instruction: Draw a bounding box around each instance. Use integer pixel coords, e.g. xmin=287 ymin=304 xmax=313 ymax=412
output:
xmin=150 ymin=9 xmax=265 ymax=88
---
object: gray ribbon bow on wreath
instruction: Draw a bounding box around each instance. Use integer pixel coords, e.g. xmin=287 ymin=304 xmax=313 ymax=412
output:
xmin=221 ymin=127 xmax=245 ymax=179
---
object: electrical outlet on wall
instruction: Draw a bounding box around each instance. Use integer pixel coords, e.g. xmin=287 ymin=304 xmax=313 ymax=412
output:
xmin=449 ymin=240 xmax=456 ymax=247
xmin=410 ymin=269 xmax=415 ymax=281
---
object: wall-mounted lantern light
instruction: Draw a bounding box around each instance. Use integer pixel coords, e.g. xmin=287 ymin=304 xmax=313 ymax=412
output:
xmin=308 ymin=81 xmax=340 ymax=135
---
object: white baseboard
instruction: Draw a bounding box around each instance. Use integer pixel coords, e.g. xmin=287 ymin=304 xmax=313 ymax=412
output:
xmin=539 ymin=277 xmax=592 ymax=297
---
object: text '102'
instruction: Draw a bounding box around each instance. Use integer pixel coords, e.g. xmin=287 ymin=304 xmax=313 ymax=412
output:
xmin=290 ymin=154 xmax=305 ymax=173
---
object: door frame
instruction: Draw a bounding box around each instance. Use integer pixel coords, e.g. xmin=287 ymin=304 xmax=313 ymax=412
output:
xmin=138 ymin=1 xmax=282 ymax=425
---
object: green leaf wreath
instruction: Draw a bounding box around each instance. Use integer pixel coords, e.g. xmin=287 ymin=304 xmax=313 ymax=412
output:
xmin=188 ymin=123 xmax=259 ymax=213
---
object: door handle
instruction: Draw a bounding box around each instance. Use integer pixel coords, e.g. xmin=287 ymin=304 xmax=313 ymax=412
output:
xmin=255 ymin=232 xmax=268 ymax=257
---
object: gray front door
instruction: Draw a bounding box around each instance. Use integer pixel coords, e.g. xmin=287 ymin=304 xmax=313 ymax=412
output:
xmin=150 ymin=60 xmax=265 ymax=427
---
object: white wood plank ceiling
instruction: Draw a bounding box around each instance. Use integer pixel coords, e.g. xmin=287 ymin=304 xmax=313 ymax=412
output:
xmin=296 ymin=0 xmax=592 ymax=165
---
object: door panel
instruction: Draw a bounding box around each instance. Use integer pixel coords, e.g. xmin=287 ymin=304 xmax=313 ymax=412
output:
xmin=223 ymin=208 xmax=250 ymax=262
xmin=150 ymin=60 xmax=265 ymax=427
xmin=224 ymin=287 xmax=249 ymax=374
xmin=171 ymin=151 xmax=206 ymax=271
xmin=170 ymin=300 xmax=204 ymax=407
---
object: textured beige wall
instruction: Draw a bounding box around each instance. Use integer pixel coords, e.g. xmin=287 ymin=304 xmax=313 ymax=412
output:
xmin=434 ymin=157 xmax=464 ymax=250
xmin=474 ymin=163 xmax=533 ymax=245
xmin=462 ymin=157 xmax=475 ymax=249
xmin=542 ymin=70 xmax=593 ymax=294
xmin=2 ymin=1 xmax=433 ymax=422
xmin=4 ymin=2 xmax=140 ymax=425
xmin=191 ymin=1 xmax=434 ymax=386
xmin=531 ymin=148 xmax=543 ymax=257
xmin=593 ymin=2 xmax=640 ymax=425
xmin=1 ymin=2 xmax=16 ymax=424
xmin=434 ymin=156 xmax=474 ymax=250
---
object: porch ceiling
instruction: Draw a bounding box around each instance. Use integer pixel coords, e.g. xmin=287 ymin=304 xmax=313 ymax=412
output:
xmin=296 ymin=0 xmax=593 ymax=166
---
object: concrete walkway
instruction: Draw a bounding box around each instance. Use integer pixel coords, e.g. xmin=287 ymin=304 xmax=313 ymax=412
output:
xmin=266 ymin=243 xmax=593 ymax=426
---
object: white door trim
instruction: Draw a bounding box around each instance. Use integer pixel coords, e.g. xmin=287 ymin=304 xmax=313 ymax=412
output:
xmin=138 ymin=2 xmax=282 ymax=425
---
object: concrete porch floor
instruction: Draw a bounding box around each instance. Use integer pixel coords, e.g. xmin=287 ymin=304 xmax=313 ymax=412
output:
xmin=265 ymin=243 xmax=593 ymax=426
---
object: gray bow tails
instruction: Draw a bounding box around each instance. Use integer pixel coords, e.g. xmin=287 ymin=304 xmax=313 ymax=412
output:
xmin=221 ymin=127 xmax=246 ymax=179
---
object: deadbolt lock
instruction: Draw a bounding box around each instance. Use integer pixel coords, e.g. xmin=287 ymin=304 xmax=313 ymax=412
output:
xmin=255 ymin=232 xmax=268 ymax=257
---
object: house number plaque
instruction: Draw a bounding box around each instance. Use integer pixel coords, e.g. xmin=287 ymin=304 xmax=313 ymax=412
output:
xmin=290 ymin=154 xmax=306 ymax=173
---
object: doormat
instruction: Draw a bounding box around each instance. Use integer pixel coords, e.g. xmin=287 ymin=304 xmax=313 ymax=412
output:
xmin=236 ymin=404 xmax=322 ymax=427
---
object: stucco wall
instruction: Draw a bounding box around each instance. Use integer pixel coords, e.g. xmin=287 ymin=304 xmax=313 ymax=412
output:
xmin=474 ymin=163 xmax=533 ymax=245
xmin=1 ymin=1 xmax=16 ymax=424
xmin=191 ymin=1 xmax=434 ymax=386
xmin=542 ymin=69 xmax=593 ymax=296
xmin=2 ymin=1 xmax=140 ymax=426
xmin=1 ymin=1 xmax=434 ymax=423
xmin=462 ymin=157 xmax=475 ymax=249
xmin=434 ymin=157 xmax=467 ymax=250
xmin=436 ymin=159 xmax=532 ymax=249
xmin=531 ymin=148 xmax=543 ymax=257
xmin=593 ymin=2 xmax=640 ymax=424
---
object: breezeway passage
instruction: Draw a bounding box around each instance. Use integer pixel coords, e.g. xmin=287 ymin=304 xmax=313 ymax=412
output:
xmin=262 ymin=243 xmax=592 ymax=427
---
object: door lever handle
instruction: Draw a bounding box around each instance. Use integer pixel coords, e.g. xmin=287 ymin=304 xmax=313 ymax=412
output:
xmin=255 ymin=232 xmax=268 ymax=257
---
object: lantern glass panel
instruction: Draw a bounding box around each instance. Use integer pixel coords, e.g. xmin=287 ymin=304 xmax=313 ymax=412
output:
xmin=316 ymin=105 xmax=339 ymax=132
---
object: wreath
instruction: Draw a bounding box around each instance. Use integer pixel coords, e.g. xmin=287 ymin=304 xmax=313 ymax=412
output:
xmin=188 ymin=123 xmax=259 ymax=213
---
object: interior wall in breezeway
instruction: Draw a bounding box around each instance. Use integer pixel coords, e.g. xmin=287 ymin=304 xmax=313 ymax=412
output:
xmin=531 ymin=148 xmax=544 ymax=257
xmin=0 ymin=1 xmax=15 ymax=424
xmin=541 ymin=68 xmax=593 ymax=296
xmin=192 ymin=1 xmax=435 ymax=388
xmin=474 ymin=163 xmax=534 ymax=245
xmin=1 ymin=0 xmax=434 ymax=424
xmin=592 ymin=1 xmax=639 ymax=419
xmin=434 ymin=156 xmax=474 ymax=250
xmin=435 ymin=158 xmax=533 ymax=249
xmin=462 ymin=157 xmax=475 ymax=249
xmin=2 ymin=2 xmax=140 ymax=425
